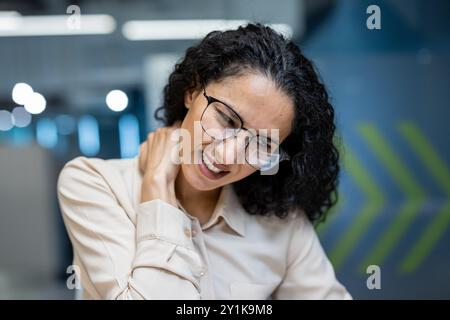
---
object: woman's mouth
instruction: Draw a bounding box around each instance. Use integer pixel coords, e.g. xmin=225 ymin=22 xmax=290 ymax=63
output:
xmin=198 ymin=151 xmax=230 ymax=180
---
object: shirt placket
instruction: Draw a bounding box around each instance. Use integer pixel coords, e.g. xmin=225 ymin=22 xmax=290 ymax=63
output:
xmin=177 ymin=200 xmax=215 ymax=299
xmin=190 ymin=218 xmax=215 ymax=299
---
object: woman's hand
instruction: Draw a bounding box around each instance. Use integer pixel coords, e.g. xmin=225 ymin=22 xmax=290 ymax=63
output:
xmin=139 ymin=123 xmax=181 ymax=206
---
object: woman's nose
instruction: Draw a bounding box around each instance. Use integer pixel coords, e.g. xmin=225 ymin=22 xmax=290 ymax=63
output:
xmin=210 ymin=131 xmax=249 ymax=165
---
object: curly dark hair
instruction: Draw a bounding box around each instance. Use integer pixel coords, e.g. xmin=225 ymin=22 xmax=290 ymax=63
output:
xmin=155 ymin=23 xmax=339 ymax=223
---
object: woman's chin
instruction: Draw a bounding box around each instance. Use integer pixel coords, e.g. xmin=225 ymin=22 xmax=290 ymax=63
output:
xmin=180 ymin=164 xmax=222 ymax=191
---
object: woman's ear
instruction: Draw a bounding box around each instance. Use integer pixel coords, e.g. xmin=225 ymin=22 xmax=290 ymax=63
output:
xmin=184 ymin=87 xmax=200 ymax=110
xmin=184 ymin=89 xmax=192 ymax=110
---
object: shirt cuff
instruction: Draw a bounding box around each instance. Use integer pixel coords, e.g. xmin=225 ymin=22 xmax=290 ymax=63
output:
xmin=136 ymin=199 xmax=195 ymax=250
xmin=134 ymin=199 xmax=204 ymax=290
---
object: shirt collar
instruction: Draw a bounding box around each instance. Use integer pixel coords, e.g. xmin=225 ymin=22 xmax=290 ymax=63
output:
xmin=177 ymin=184 xmax=247 ymax=237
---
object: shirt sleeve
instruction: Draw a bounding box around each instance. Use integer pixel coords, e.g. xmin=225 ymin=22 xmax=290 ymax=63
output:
xmin=272 ymin=214 xmax=352 ymax=300
xmin=57 ymin=157 xmax=204 ymax=300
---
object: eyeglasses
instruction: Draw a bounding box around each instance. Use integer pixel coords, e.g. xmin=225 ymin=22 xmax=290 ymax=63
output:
xmin=200 ymin=88 xmax=290 ymax=172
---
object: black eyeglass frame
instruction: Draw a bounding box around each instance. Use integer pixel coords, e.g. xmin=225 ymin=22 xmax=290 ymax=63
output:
xmin=199 ymin=88 xmax=290 ymax=170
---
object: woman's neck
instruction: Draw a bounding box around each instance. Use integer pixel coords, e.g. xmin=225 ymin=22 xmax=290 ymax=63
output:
xmin=174 ymin=169 xmax=222 ymax=225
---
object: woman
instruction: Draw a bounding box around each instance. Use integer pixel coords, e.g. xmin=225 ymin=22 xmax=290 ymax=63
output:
xmin=57 ymin=23 xmax=351 ymax=300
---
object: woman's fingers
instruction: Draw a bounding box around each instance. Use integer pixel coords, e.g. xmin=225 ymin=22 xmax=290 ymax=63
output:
xmin=139 ymin=141 xmax=147 ymax=173
xmin=139 ymin=125 xmax=182 ymax=205
xmin=139 ymin=131 xmax=155 ymax=173
xmin=139 ymin=123 xmax=184 ymax=176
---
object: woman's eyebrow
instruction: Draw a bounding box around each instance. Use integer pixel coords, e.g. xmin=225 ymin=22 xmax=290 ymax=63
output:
xmin=215 ymin=96 xmax=245 ymax=121
xmin=215 ymin=98 xmax=256 ymax=127
xmin=215 ymin=95 xmax=275 ymax=136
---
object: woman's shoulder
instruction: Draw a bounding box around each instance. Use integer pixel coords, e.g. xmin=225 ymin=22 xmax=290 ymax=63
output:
xmin=57 ymin=156 xmax=141 ymax=238
xmin=59 ymin=156 xmax=138 ymax=181
xmin=57 ymin=156 xmax=139 ymax=203
xmin=61 ymin=156 xmax=137 ymax=173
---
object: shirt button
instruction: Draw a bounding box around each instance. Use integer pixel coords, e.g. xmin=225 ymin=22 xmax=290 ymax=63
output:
xmin=191 ymin=229 xmax=198 ymax=237
xmin=183 ymin=228 xmax=191 ymax=237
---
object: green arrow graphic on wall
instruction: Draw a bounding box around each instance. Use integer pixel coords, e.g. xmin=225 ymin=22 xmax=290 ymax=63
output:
xmin=358 ymin=123 xmax=426 ymax=272
xmin=328 ymin=145 xmax=385 ymax=270
xmin=398 ymin=122 xmax=450 ymax=273
xmin=317 ymin=122 xmax=448 ymax=274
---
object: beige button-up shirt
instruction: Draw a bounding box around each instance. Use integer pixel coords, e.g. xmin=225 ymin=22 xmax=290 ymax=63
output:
xmin=57 ymin=156 xmax=352 ymax=300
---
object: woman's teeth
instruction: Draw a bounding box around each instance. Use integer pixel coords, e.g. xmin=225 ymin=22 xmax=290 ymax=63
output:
xmin=203 ymin=153 xmax=224 ymax=173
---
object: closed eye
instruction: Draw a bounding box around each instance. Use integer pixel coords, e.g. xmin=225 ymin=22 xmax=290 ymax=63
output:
xmin=216 ymin=108 xmax=238 ymax=127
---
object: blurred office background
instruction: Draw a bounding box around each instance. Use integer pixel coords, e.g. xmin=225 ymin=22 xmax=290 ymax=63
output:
xmin=0 ymin=0 xmax=449 ymax=299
